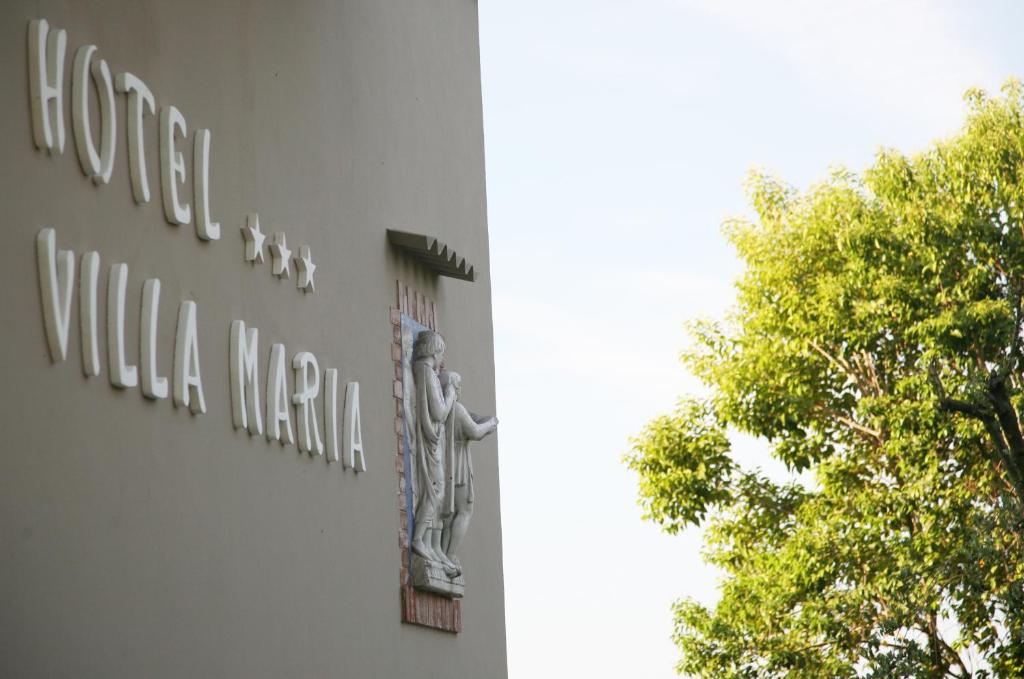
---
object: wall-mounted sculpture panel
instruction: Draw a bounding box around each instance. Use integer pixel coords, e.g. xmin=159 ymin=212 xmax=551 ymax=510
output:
xmin=400 ymin=317 xmax=497 ymax=599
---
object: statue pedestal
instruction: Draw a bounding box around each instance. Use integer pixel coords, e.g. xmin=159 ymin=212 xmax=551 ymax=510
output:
xmin=410 ymin=554 xmax=465 ymax=598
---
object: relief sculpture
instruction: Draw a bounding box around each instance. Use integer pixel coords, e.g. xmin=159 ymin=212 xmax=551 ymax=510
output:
xmin=404 ymin=327 xmax=497 ymax=598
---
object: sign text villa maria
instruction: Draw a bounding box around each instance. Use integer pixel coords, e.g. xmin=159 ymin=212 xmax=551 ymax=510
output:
xmin=27 ymin=18 xmax=367 ymax=472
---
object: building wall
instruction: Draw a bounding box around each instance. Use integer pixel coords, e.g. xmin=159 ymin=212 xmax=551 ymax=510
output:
xmin=0 ymin=1 xmax=506 ymax=676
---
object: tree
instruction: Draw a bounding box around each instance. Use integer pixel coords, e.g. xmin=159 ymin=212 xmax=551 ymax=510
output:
xmin=627 ymin=82 xmax=1024 ymax=677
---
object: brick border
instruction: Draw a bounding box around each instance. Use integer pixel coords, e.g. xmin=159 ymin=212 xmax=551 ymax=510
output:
xmin=391 ymin=280 xmax=461 ymax=633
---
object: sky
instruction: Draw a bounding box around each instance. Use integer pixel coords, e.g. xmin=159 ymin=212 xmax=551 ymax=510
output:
xmin=478 ymin=2 xmax=1024 ymax=677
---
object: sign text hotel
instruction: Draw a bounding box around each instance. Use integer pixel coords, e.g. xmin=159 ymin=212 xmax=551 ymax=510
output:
xmin=28 ymin=19 xmax=367 ymax=472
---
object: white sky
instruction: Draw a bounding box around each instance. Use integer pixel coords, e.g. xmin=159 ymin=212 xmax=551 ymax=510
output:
xmin=479 ymin=2 xmax=1018 ymax=677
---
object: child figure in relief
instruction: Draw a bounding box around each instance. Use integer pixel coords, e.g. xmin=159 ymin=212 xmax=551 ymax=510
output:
xmin=439 ymin=370 xmax=498 ymax=574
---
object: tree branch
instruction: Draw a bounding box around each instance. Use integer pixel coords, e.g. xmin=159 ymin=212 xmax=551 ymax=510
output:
xmin=937 ymin=634 xmax=969 ymax=679
xmin=834 ymin=414 xmax=884 ymax=444
xmin=814 ymin=406 xmax=884 ymax=445
xmin=808 ymin=339 xmax=877 ymax=397
xmin=924 ymin=610 xmax=948 ymax=679
xmin=852 ymin=350 xmax=884 ymax=396
xmin=929 ymin=361 xmax=1024 ymax=507
xmin=987 ymin=376 xmax=1024 ymax=461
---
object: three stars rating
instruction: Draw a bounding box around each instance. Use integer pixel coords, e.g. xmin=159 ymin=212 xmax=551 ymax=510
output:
xmin=241 ymin=213 xmax=316 ymax=293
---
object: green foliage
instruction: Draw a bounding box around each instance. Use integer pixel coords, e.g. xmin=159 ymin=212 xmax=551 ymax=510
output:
xmin=628 ymin=82 xmax=1024 ymax=677
xmin=625 ymin=400 xmax=734 ymax=532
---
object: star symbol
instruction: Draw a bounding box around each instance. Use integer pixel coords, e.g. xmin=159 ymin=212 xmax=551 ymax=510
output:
xmin=241 ymin=213 xmax=266 ymax=264
xmin=269 ymin=232 xmax=291 ymax=278
xmin=295 ymin=245 xmax=316 ymax=293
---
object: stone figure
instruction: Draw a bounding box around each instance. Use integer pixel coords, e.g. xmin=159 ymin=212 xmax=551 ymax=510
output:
xmin=407 ymin=329 xmax=499 ymax=597
xmin=439 ymin=371 xmax=498 ymax=573
xmin=410 ymin=330 xmax=459 ymax=576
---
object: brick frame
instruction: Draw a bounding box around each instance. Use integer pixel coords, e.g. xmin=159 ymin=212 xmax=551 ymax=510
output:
xmin=391 ymin=280 xmax=462 ymax=633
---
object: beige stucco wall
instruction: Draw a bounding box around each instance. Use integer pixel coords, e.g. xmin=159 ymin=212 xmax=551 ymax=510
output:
xmin=0 ymin=1 xmax=505 ymax=676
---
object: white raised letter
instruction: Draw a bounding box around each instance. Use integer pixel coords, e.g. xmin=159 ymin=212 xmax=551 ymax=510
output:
xmin=36 ymin=228 xmax=74 ymax=363
xmin=140 ymin=279 xmax=168 ymax=399
xmin=230 ymin=320 xmax=263 ymax=435
xmin=107 ymin=263 xmax=138 ymax=388
xmin=267 ymin=343 xmax=294 ymax=445
xmin=324 ymin=368 xmax=340 ymax=463
xmin=28 ymin=19 xmax=66 ymax=154
xmin=193 ymin=129 xmax=220 ymax=240
xmin=160 ymin=105 xmax=191 ymax=225
xmin=292 ymin=352 xmax=323 ymax=455
xmin=79 ymin=251 xmax=100 ymax=376
xmin=115 ymin=73 xmax=155 ymax=204
xmin=344 ymin=382 xmax=366 ymax=472
xmin=173 ymin=300 xmax=206 ymax=414
xmin=71 ymin=45 xmax=116 ymax=184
